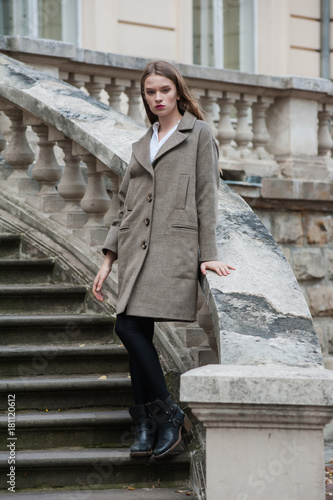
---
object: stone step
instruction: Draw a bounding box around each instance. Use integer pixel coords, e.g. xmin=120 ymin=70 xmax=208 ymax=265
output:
xmin=0 ymin=344 xmax=129 ymax=377
xmin=0 ymin=409 xmax=133 ymax=450
xmin=0 ymin=375 xmax=134 ymax=411
xmin=0 ymin=448 xmax=190 ymax=491
xmin=0 ymin=258 xmax=55 ymax=284
xmin=0 ymin=487 xmax=193 ymax=500
xmin=0 ymin=285 xmax=87 ymax=315
xmin=0 ymin=314 xmax=115 ymax=345
xmin=0 ymin=234 xmax=20 ymax=258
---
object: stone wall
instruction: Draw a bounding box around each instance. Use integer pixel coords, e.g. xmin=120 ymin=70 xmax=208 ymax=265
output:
xmin=254 ymin=207 xmax=333 ymax=369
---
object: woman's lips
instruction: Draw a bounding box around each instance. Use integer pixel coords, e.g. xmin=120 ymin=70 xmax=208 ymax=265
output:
xmin=155 ymin=105 xmax=165 ymax=109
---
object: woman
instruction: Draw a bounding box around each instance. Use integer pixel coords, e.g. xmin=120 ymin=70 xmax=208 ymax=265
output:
xmin=93 ymin=60 xmax=235 ymax=459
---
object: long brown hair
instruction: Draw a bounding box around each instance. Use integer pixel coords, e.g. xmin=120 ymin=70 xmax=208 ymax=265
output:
xmin=140 ymin=60 xmax=205 ymax=125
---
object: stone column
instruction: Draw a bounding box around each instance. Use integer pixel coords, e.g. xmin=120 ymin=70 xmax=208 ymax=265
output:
xmin=234 ymin=95 xmax=255 ymax=159
xmin=62 ymin=72 xmax=90 ymax=91
xmin=85 ymin=76 xmax=108 ymax=101
xmin=199 ymin=90 xmax=219 ymax=140
xmin=266 ymin=96 xmax=330 ymax=180
xmin=181 ymin=364 xmax=333 ymax=500
xmin=0 ymin=105 xmax=37 ymax=196
xmin=72 ymin=144 xmax=110 ymax=246
xmin=126 ymin=80 xmax=144 ymax=124
xmin=105 ymin=78 xmax=126 ymax=112
xmin=216 ymin=92 xmax=238 ymax=159
xmin=48 ymin=128 xmax=87 ymax=228
xmin=26 ymin=118 xmax=64 ymax=213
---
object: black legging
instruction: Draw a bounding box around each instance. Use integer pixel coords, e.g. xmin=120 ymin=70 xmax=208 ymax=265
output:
xmin=115 ymin=314 xmax=169 ymax=405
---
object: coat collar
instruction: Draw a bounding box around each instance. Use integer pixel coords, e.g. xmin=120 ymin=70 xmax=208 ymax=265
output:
xmin=132 ymin=110 xmax=197 ymax=175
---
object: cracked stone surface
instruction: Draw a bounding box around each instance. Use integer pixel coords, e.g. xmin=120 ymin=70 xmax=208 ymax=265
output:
xmin=200 ymin=181 xmax=323 ymax=368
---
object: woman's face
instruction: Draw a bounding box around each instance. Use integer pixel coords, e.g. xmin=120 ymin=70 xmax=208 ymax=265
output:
xmin=143 ymin=74 xmax=180 ymax=119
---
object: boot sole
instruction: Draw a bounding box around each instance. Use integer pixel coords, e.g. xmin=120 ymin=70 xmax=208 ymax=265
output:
xmin=130 ymin=450 xmax=153 ymax=458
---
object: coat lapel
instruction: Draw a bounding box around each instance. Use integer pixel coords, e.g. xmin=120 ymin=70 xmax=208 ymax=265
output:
xmin=132 ymin=128 xmax=154 ymax=176
xmin=131 ymin=110 xmax=197 ymax=174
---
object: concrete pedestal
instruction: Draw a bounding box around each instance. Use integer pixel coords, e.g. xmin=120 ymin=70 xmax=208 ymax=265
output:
xmin=181 ymin=365 xmax=333 ymax=500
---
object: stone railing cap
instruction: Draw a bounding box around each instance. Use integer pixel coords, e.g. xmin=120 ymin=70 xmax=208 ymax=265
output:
xmin=180 ymin=364 xmax=333 ymax=407
xmin=1 ymin=35 xmax=333 ymax=97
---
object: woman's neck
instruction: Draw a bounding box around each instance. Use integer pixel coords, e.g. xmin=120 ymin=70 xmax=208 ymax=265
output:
xmin=158 ymin=111 xmax=183 ymax=132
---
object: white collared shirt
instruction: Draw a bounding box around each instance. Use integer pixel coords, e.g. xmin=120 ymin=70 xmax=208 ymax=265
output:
xmin=150 ymin=120 xmax=180 ymax=163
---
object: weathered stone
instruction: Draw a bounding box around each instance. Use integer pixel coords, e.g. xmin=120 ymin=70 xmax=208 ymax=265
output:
xmin=273 ymin=212 xmax=303 ymax=244
xmin=326 ymin=323 xmax=333 ymax=355
xmin=327 ymin=249 xmax=333 ymax=279
xmin=313 ymin=318 xmax=327 ymax=353
xmin=306 ymin=213 xmax=333 ymax=245
xmin=262 ymin=178 xmax=333 ymax=199
xmin=200 ymin=183 xmax=322 ymax=368
xmin=292 ymin=247 xmax=325 ymax=280
xmin=308 ymin=285 xmax=333 ymax=316
xmin=280 ymin=246 xmax=292 ymax=264
xmin=252 ymin=208 xmax=273 ymax=234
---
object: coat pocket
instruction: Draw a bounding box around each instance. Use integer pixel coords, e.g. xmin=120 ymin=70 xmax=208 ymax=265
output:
xmin=175 ymin=174 xmax=189 ymax=210
xmin=162 ymin=223 xmax=199 ymax=280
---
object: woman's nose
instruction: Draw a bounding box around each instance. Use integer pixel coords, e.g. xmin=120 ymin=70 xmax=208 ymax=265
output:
xmin=155 ymin=92 xmax=162 ymax=101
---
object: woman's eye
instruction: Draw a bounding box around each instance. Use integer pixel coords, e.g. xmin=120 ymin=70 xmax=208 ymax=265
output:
xmin=163 ymin=89 xmax=170 ymax=92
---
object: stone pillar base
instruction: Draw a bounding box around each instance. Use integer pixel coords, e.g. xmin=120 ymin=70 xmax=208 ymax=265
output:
xmin=180 ymin=365 xmax=333 ymax=500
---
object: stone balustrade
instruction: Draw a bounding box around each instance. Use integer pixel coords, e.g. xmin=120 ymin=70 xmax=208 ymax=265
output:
xmin=1 ymin=47 xmax=333 ymax=500
xmin=1 ymin=35 xmax=333 ymax=192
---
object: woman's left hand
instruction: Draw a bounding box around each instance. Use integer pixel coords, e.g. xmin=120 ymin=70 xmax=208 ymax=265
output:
xmin=200 ymin=261 xmax=236 ymax=277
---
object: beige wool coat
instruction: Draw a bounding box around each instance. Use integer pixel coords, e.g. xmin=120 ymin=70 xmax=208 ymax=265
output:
xmin=102 ymin=110 xmax=220 ymax=322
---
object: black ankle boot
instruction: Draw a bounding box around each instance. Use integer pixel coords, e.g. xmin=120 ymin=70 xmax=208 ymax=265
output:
xmin=146 ymin=395 xmax=192 ymax=458
xmin=128 ymin=404 xmax=156 ymax=457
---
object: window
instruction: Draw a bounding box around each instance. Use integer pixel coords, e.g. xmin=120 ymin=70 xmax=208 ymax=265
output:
xmin=193 ymin=0 xmax=256 ymax=72
xmin=0 ymin=0 xmax=79 ymax=45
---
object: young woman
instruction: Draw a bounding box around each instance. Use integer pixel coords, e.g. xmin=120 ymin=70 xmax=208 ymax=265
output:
xmin=93 ymin=60 xmax=235 ymax=459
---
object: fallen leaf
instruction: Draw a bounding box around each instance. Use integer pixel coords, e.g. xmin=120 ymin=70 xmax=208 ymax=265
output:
xmin=98 ymin=375 xmax=107 ymax=380
xmin=127 ymin=487 xmax=136 ymax=490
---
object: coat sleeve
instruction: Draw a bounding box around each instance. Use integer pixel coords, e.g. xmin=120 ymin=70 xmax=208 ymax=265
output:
xmin=196 ymin=123 xmax=220 ymax=262
xmin=101 ymin=160 xmax=131 ymax=257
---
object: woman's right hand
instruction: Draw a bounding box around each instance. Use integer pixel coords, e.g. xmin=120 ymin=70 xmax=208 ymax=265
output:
xmin=93 ymin=251 xmax=117 ymax=302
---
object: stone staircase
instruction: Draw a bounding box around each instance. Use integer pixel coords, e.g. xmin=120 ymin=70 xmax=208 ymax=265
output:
xmin=0 ymin=227 xmax=190 ymax=495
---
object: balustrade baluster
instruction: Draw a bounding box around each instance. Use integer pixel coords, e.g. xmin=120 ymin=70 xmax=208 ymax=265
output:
xmin=235 ymin=95 xmax=255 ymax=158
xmin=26 ymin=119 xmax=64 ymax=212
xmin=47 ymin=129 xmax=87 ymax=228
xmin=72 ymin=145 xmax=110 ymax=246
xmin=85 ymin=76 xmax=108 ymax=101
xmin=216 ymin=92 xmax=239 ymax=159
xmin=0 ymin=103 xmax=37 ymax=196
xmin=126 ymin=80 xmax=144 ymax=124
xmin=105 ymin=79 xmax=126 ymax=112
xmin=252 ymin=97 xmax=274 ymax=160
xmin=62 ymin=72 xmax=90 ymax=91
xmin=199 ymin=90 xmax=218 ymax=140
xmin=318 ymin=104 xmax=333 ymax=156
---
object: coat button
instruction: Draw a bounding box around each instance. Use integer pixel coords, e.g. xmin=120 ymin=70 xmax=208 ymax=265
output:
xmin=147 ymin=193 xmax=153 ymax=202
xmin=144 ymin=218 xmax=150 ymax=226
xmin=141 ymin=241 xmax=147 ymax=250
